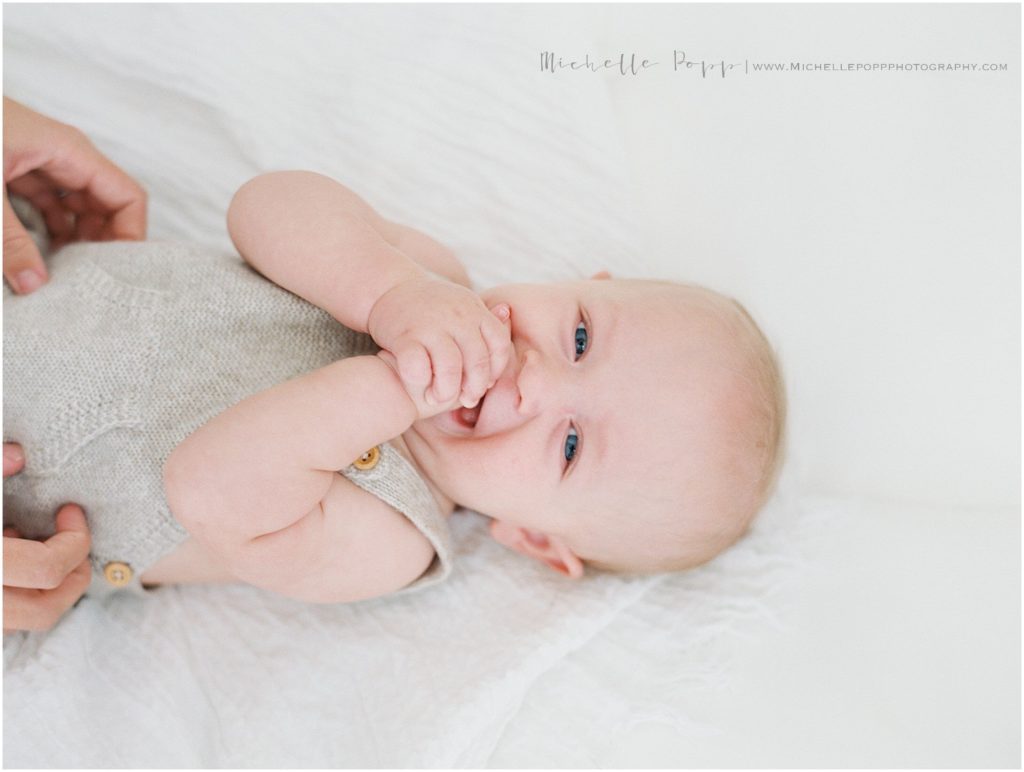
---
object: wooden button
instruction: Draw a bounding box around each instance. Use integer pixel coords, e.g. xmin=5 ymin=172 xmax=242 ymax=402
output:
xmin=353 ymin=446 xmax=381 ymax=471
xmin=103 ymin=561 xmax=133 ymax=587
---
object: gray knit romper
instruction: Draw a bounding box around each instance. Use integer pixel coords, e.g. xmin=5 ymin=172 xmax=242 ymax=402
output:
xmin=2 ymin=238 xmax=454 ymax=599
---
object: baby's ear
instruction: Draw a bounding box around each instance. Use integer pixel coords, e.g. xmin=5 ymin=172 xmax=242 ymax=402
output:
xmin=590 ymin=270 xmax=612 ymax=281
xmin=489 ymin=520 xmax=585 ymax=579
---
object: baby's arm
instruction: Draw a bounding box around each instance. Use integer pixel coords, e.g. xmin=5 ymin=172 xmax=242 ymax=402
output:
xmin=227 ymin=170 xmax=470 ymax=326
xmin=164 ymin=173 xmax=508 ymax=602
xmin=228 ymin=170 xmax=509 ymax=412
xmin=163 ymin=355 xmax=426 ymax=602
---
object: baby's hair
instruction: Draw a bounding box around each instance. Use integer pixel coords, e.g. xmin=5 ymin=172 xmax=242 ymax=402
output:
xmin=729 ymin=296 xmax=787 ymax=510
xmin=584 ymin=279 xmax=787 ymax=576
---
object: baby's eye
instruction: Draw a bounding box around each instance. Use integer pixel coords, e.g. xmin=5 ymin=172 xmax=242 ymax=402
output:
xmin=564 ymin=426 xmax=579 ymax=465
xmin=574 ymin=320 xmax=589 ymax=360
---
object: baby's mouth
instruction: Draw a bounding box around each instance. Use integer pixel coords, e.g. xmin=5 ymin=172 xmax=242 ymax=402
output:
xmin=454 ymin=391 xmax=486 ymax=431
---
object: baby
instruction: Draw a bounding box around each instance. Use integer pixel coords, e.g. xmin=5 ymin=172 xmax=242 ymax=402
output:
xmin=3 ymin=171 xmax=785 ymax=604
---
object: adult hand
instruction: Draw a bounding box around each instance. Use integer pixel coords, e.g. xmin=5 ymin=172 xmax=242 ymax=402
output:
xmin=3 ymin=96 xmax=147 ymax=294
xmin=3 ymin=443 xmax=92 ymax=633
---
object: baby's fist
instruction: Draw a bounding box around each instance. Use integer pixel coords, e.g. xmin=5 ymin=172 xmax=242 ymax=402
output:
xmin=369 ymin=277 xmax=512 ymax=419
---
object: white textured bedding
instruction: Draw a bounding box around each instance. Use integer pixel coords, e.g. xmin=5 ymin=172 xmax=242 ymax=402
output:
xmin=3 ymin=4 xmax=1019 ymax=768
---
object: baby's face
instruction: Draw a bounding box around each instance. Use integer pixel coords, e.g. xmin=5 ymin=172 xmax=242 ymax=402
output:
xmin=403 ymin=275 xmax=765 ymax=577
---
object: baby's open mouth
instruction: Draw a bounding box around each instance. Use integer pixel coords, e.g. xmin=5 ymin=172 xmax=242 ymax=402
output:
xmin=455 ymin=391 xmax=486 ymax=430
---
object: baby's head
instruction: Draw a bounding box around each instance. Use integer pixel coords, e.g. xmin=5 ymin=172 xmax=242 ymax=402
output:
xmin=405 ymin=273 xmax=785 ymax=578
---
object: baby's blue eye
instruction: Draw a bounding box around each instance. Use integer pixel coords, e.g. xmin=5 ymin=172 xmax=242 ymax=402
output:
xmin=574 ymin=321 xmax=588 ymax=360
xmin=564 ymin=426 xmax=579 ymax=464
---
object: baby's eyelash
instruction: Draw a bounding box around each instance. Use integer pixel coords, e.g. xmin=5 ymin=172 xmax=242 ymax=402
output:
xmin=564 ymin=424 xmax=579 ymax=468
xmin=574 ymin=320 xmax=588 ymax=360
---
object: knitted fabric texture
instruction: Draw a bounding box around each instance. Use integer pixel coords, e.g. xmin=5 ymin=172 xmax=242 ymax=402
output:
xmin=2 ymin=240 xmax=454 ymax=598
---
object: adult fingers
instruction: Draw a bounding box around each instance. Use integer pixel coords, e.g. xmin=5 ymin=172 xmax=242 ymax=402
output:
xmin=6 ymin=171 xmax=75 ymax=245
xmin=2 ymin=187 xmax=47 ymax=293
xmin=19 ymin=180 xmax=112 ymax=244
xmin=3 ymin=443 xmax=25 ymax=477
xmin=59 ymin=189 xmax=88 ymax=215
xmin=2 ymin=505 xmax=90 ymax=589
xmin=56 ymin=185 xmax=109 ymax=241
xmin=2 ymin=557 xmax=91 ymax=632
xmin=75 ymin=210 xmax=106 ymax=242
xmin=38 ymin=127 xmax=147 ymax=241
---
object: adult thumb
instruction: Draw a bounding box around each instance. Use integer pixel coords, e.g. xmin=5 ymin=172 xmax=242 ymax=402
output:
xmin=2 ymin=187 xmax=47 ymax=294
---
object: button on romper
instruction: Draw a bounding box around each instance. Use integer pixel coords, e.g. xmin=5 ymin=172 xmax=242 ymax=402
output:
xmin=2 ymin=240 xmax=454 ymax=598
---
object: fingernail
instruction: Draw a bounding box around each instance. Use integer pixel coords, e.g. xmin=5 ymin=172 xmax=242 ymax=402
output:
xmin=15 ymin=269 xmax=43 ymax=294
xmin=425 ymin=392 xmax=437 ymax=406
xmin=3 ymin=445 xmax=23 ymax=466
xmin=494 ymin=303 xmax=510 ymax=322
xmin=61 ymin=503 xmax=86 ymax=521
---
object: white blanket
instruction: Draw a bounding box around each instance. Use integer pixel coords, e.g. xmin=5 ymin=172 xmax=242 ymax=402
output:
xmin=4 ymin=4 xmax=1017 ymax=768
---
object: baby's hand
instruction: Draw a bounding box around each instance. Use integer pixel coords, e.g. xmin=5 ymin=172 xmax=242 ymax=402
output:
xmin=368 ymin=276 xmax=511 ymax=418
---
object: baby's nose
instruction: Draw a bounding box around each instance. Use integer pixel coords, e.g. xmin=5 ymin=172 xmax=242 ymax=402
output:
xmin=515 ymin=348 xmax=560 ymax=418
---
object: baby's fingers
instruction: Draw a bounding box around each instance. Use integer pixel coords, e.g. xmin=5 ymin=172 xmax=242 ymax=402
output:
xmin=455 ymin=331 xmax=492 ymax=409
xmin=427 ymin=335 xmax=463 ymax=406
xmin=391 ymin=341 xmax=433 ymax=394
xmin=482 ymin=304 xmax=513 ymax=385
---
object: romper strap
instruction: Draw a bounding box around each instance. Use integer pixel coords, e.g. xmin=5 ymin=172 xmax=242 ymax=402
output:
xmin=340 ymin=442 xmax=454 ymax=593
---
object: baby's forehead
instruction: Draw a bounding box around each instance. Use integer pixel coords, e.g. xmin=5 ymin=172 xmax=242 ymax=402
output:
xmin=557 ymin=279 xmax=775 ymax=563
xmin=578 ymin=280 xmax=760 ymax=496
xmin=594 ymin=277 xmax=733 ymax=315
xmin=592 ymin=281 xmax=746 ymax=366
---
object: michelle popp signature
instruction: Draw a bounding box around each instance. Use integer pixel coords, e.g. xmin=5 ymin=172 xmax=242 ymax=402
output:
xmin=539 ymin=51 xmax=747 ymax=78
